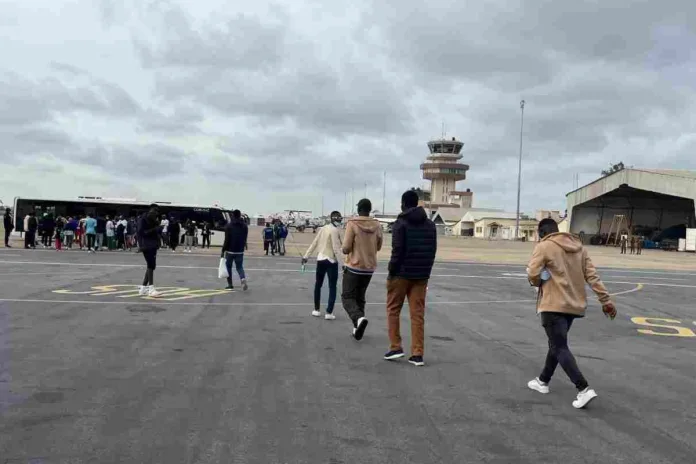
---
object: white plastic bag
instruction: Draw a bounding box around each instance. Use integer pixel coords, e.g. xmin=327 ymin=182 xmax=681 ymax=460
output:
xmin=218 ymin=258 xmax=229 ymax=279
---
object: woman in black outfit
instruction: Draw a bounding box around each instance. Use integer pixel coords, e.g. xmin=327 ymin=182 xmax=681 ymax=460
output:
xmin=169 ymin=219 xmax=181 ymax=252
xmin=137 ymin=205 xmax=163 ymax=297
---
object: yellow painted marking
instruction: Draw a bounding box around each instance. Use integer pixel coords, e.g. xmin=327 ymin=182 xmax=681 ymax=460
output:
xmin=630 ymin=317 xmax=696 ymax=338
xmin=147 ymin=289 xmax=232 ymax=301
xmin=117 ymin=287 xmax=189 ymax=298
xmin=52 ymin=284 xmax=232 ymax=302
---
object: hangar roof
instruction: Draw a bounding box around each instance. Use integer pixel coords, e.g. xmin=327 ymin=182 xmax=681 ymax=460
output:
xmin=567 ymin=168 xmax=696 ymax=209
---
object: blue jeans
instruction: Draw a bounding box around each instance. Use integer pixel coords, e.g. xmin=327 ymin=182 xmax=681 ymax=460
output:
xmin=225 ymin=253 xmax=246 ymax=282
xmin=315 ymin=259 xmax=338 ymax=313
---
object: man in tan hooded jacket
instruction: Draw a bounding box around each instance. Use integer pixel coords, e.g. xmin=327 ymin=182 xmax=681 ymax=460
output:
xmin=526 ymin=218 xmax=617 ymax=409
xmin=341 ymin=198 xmax=383 ymax=340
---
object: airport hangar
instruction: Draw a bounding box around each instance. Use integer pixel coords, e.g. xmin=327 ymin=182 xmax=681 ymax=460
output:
xmin=566 ymin=169 xmax=696 ymax=243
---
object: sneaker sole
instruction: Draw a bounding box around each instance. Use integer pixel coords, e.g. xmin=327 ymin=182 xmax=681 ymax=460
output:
xmin=408 ymin=360 xmax=425 ymax=366
xmin=384 ymin=353 xmax=405 ymax=360
xmin=312 ymin=313 xmax=321 ymax=317
xmin=528 ymin=384 xmax=550 ymax=394
xmin=353 ymin=319 xmax=368 ymax=341
xmin=574 ymin=393 xmax=597 ymax=409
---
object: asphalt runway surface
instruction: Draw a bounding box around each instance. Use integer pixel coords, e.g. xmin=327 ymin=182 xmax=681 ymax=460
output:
xmin=0 ymin=247 xmax=695 ymax=463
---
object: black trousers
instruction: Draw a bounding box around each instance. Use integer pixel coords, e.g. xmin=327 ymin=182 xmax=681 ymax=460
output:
xmin=25 ymin=230 xmax=36 ymax=248
xmin=315 ymin=260 xmax=339 ymax=313
xmin=202 ymin=234 xmax=210 ymax=248
xmin=341 ymin=270 xmax=373 ymax=327
xmin=4 ymin=228 xmax=11 ymax=246
xmin=538 ymin=312 xmax=588 ymax=391
xmin=86 ymin=233 xmax=96 ymax=250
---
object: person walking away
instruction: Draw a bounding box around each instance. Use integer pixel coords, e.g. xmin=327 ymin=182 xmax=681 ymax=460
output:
xmin=137 ymin=204 xmax=163 ymax=297
xmin=302 ymin=211 xmax=344 ymax=320
xmin=262 ymin=223 xmax=274 ymax=255
xmin=620 ymin=235 xmax=627 ymax=254
xmin=84 ymin=214 xmax=97 ymax=252
xmin=25 ymin=212 xmax=38 ymax=249
xmin=183 ymin=220 xmax=194 ymax=252
xmin=76 ymin=216 xmax=86 ymax=250
xmin=106 ymin=216 xmax=115 ymax=250
xmin=637 ymin=236 xmax=643 ymax=255
xmin=168 ymin=219 xmax=180 ymax=251
xmin=160 ymin=215 xmax=169 ymax=248
xmin=341 ymin=199 xmax=383 ymax=340
xmin=3 ymin=208 xmax=14 ymax=247
xmin=63 ymin=217 xmax=76 ymax=249
xmin=96 ymin=215 xmax=106 ymax=250
xmin=126 ymin=217 xmax=135 ymax=250
xmin=54 ymin=216 xmax=64 ymax=251
xmin=629 ymin=236 xmax=635 ymax=254
xmin=43 ymin=215 xmax=55 ymax=248
xmin=384 ymin=190 xmax=437 ymax=367
xmin=221 ymin=210 xmax=249 ymax=291
xmin=526 ymin=218 xmax=617 ymax=409
xmin=278 ymin=221 xmax=288 ymax=255
xmin=201 ymin=222 xmax=211 ymax=249
xmin=272 ymin=220 xmax=281 ymax=255
xmin=38 ymin=214 xmax=46 ymax=247
xmin=116 ymin=217 xmax=127 ymax=251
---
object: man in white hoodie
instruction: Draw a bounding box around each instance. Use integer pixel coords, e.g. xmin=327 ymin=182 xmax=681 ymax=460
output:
xmin=302 ymin=211 xmax=345 ymax=320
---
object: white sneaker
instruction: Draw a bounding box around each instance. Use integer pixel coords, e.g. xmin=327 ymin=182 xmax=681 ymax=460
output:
xmin=148 ymin=286 xmax=163 ymax=298
xmin=138 ymin=286 xmax=149 ymax=296
xmin=311 ymin=310 xmax=321 ymax=317
xmin=572 ymin=388 xmax=598 ymax=409
xmin=527 ymin=378 xmax=550 ymax=394
xmin=241 ymin=279 xmax=248 ymax=291
xmin=325 ymin=313 xmax=336 ymax=320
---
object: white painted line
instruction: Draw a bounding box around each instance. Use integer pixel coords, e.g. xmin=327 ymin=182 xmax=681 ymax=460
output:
xmin=0 ymin=260 xmax=691 ymax=288
xmin=0 ymin=284 xmax=643 ymax=307
xmin=0 ymin=271 xmax=94 ymax=276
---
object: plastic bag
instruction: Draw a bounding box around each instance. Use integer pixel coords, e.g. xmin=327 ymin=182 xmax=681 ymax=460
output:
xmin=218 ymin=258 xmax=229 ymax=279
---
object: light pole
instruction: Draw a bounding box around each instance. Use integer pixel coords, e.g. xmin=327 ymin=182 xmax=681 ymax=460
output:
xmin=515 ymin=100 xmax=525 ymax=240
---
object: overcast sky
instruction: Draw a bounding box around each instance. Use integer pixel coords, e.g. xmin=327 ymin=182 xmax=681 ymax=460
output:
xmin=2 ymin=0 xmax=695 ymax=216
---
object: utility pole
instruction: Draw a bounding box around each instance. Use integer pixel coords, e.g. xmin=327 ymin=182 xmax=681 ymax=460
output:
xmin=364 ymin=182 xmax=367 ymax=200
xmin=515 ymin=99 xmax=525 ymax=241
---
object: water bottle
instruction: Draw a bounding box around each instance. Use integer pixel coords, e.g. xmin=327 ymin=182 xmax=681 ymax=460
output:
xmin=540 ymin=267 xmax=551 ymax=281
xmin=301 ymin=262 xmax=306 ymax=273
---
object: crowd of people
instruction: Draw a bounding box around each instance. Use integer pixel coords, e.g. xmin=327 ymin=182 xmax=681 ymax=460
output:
xmin=2 ymin=208 xmax=215 ymax=254
xmin=3 ymin=192 xmax=619 ymax=410
xmin=261 ymin=220 xmax=289 ymax=256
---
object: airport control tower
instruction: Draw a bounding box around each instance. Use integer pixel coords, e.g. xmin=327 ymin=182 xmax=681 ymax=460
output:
xmin=420 ymin=136 xmax=472 ymax=208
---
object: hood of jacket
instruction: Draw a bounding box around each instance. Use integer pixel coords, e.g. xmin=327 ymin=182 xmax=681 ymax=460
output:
xmin=398 ymin=206 xmax=428 ymax=224
xmin=542 ymin=232 xmax=582 ymax=253
xmin=347 ymin=216 xmax=381 ymax=233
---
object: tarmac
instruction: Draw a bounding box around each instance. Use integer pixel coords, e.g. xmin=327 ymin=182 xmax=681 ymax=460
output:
xmin=0 ymin=246 xmax=695 ymax=463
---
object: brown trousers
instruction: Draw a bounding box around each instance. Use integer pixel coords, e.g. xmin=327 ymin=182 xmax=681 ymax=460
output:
xmin=386 ymin=277 xmax=428 ymax=356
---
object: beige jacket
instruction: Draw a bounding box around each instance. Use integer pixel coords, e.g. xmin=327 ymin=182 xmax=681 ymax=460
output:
xmin=527 ymin=232 xmax=611 ymax=316
xmin=342 ymin=216 xmax=383 ymax=273
xmin=303 ymin=224 xmax=344 ymax=263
